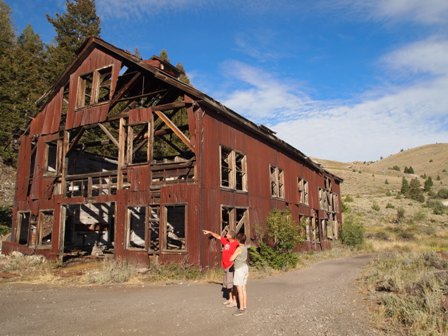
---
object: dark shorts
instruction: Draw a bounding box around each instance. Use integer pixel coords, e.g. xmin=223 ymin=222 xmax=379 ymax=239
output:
xmin=223 ymin=265 xmax=234 ymax=289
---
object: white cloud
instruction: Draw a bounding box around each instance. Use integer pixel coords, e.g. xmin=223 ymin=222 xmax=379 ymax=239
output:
xmin=337 ymin=0 xmax=448 ymax=25
xmin=218 ymin=38 xmax=448 ymax=162
xmin=220 ymin=61 xmax=315 ymax=123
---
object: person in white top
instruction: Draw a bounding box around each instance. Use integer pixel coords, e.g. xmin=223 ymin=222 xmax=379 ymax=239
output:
xmin=230 ymin=233 xmax=248 ymax=316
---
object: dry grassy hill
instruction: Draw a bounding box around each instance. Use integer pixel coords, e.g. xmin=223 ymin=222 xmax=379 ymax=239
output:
xmin=316 ymin=143 xmax=448 ymax=252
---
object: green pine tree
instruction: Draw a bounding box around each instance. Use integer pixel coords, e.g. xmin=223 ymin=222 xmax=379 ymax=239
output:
xmin=424 ymin=176 xmax=433 ymax=192
xmin=46 ymin=0 xmax=101 ymax=83
xmin=400 ymin=177 xmax=409 ymax=195
xmin=0 ymin=0 xmax=17 ymax=164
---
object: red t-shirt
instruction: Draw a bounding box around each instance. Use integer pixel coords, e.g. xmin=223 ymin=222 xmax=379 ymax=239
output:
xmin=220 ymin=237 xmax=239 ymax=269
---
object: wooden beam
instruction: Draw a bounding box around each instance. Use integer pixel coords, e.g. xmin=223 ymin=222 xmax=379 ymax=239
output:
xmin=98 ymin=123 xmax=119 ymax=147
xmin=154 ymin=110 xmax=194 ymax=152
xmin=109 ymin=72 xmax=141 ymax=108
xmin=67 ymin=128 xmax=86 ymax=154
xmin=151 ymin=100 xmax=190 ymax=112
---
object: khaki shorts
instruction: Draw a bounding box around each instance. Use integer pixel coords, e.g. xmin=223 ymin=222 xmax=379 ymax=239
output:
xmin=223 ymin=266 xmax=234 ymax=289
xmin=234 ymin=264 xmax=248 ymax=286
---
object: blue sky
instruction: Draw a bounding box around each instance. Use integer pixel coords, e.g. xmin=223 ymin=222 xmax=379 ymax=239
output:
xmin=6 ymin=0 xmax=448 ymax=162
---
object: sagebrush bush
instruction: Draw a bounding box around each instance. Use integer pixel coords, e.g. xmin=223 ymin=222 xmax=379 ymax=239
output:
xmin=364 ymin=251 xmax=448 ymax=335
xmin=341 ymin=215 xmax=365 ymax=248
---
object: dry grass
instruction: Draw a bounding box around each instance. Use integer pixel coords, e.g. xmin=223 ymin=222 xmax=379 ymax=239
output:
xmin=318 ymin=143 xmax=448 ymax=335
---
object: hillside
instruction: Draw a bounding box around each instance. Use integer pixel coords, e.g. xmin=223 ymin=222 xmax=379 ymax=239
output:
xmin=0 ymin=162 xmax=16 ymax=208
xmin=317 ymin=143 xmax=448 ymax=252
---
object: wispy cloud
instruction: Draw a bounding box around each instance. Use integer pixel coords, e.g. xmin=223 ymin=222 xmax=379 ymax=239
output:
xmin=218 ymin=36 xmax=448 ymax=161
xmin=219 ymin=61 xmax=316 ymax=123
xmin=333 ymin=0 xmax=448 ymax=25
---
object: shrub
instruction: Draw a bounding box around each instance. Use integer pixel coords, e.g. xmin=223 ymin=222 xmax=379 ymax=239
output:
xmin=0 ymin=224 xmax=10 ymax=236
xmin=341 ymin=215 xmax=365 ymax=248
xmin=427 ymin=199 xmax=445 ymax=215
xmin=344 ymin=195 xmax=354 ymax=202
xmin=385 ymin=202 xmax=395 ymax=209
xmin=249 ymin=209 xmax=302 ymax=270
xmin=371 ymin=202 xmax=380 ymax=211
xmin=385 ymin=191 xmax=392 ymax=196
xmin=385 ymin=179 xmax=389 ymax=184
xmin=363 ymin=251 xmax=448 ymax=335
xmin=266 ymin=209 xmax=302 ymax=252
xmin=395 ymin=207 xmax=405 ymax=223
xmin=436 ymin=188 xmax=448 ymax=199
xmin=391 ymin=165 xmax=401 ymax=171
xmin=249 ymin=243 xmax=298 ymax=270
xmin=0 ymin=205 xmax=12 ymax=228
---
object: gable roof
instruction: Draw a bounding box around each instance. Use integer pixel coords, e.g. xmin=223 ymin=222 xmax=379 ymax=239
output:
xmin=36 ymin=36 xmax=342 ymax=182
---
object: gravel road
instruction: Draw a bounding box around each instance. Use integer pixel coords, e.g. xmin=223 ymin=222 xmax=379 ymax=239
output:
xmin=0 ymin=255 xmax=381 ymax=336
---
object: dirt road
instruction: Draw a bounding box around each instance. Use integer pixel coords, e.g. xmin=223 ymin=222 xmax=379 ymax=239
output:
xmin=0 ymin=255 xmax=380 ymax=336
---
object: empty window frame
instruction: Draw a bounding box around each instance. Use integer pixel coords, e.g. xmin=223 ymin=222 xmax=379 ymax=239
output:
xmin=76 ymin=66 xmax=113 ymax=109
xmin=16 ymin=212 xmax=31 ymax=245
xmin=37 ymin=210 xmax=54 ymax=246
xmin=298 ymin=178 xmax=309 ymax=205
xmin=126 ymin=206 xmax=146 ymax=250
xmin=127 ymin=123 xmax=150 ymax=164
xmin=221 ymin=206 xmax=249 ymax=236
xmin=163 ymin=204 xmax=186 ymax=251
xmin=270 ymin=165 xmax=284 ymax=198
xmin=44 ymin=141 xmax=60 ymax=176
xmin=220 ymin=146 xmax=247 ymax=191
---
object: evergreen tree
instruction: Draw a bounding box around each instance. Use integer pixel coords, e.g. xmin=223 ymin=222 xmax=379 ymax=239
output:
xmin=176 ymin=63 xmax=190 ymax=84
xmin=159 ymin=49 xmax=169 ymax=62
xmin=0 ymin=0 xmax=17 ymax=164
xmin=408 ymin=178 xmax=424 ymax=202
xmin=424 ymin=176 xmax=433 ymax=192
xmin=15 ymin=26 xmax=48 ymax=120
xmin=46 ymin=0 xmax=101 ymax=83
xmin=400 ymin=177 xmax=409 ymax=195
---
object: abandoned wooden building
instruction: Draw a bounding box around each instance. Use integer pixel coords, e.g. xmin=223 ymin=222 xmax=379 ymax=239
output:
xmin=3 ymin=37 xmax=343 ymax=266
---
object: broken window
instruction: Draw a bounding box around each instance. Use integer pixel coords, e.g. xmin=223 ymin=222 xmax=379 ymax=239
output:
xmin=38 ymin=210 xmax=54 ymax=246
xmin=270 ymin=165 xmax=284 ymax=198
xmin=221 ymin=206 xmax=249 ymax=236
xmin=127 ymin=123 xmax=150 ymax=164
xmin=126 ymin=207 xmax=146 ymax=249
xmin=77 ymin=72 xmax=93 ymax=109
xmin=220 ymin=146 xmax=247 ymax=191
xmin=76 ymin=66 xmax=113 ymax=109
xmin=17 ymin=212 xmax=31 ymax=245
xmin=44 ymin=141 xmax=59 ymax=176
xmin=96 ymin=66 xmax=112 ymax=103
xmin=62 ymin=203 xmax=115 ymax=254
xmin=164 ymin=204 xmax=186 ymax=251
xmin=298 ymin=178 xmax=309 ymax=205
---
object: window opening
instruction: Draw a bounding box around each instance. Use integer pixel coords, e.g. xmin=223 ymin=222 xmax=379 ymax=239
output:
xmin=128 ymin=123 xmax=150 ymax=164
xmin=44 ymin=141 xmax=58 ymax=176
xmin=220 ymin=146 xmax=247 ymax=191
xmin=126 ymin=207 xmax=146 ymax=249
xmin=97 ymin=67 xmax=112 ymax=103
xmin=270 ymin=165 xmax=284 ymax=198
xmin=17 ymin=212 xmax=31 ymax=245
xmin=164 ymin=205 xmax=186 ymax=250
xmin=221 ymin=206 xmax=248 ymax=236
xmin=38 ymin=210 xmax=54 ymax=246
xmin=298 ymin=178 xmax=309 ymax=205
xmin=76 ymin=66 xmax=113 ymax=109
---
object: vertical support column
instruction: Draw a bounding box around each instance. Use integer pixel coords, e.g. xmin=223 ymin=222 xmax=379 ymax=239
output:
xmin=118 ymin=117 xmax=126 ymax=189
